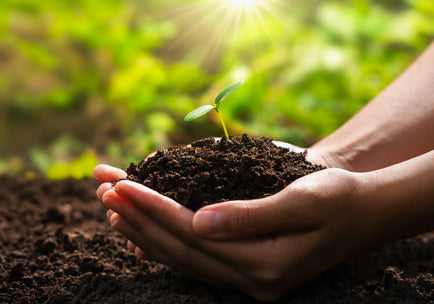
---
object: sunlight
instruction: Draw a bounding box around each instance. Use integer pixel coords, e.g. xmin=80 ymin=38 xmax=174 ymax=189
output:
xmin=161 ymin=0 xmax=292 ymax=71
xmin=227 ymin=0 xmax=263 ymax=11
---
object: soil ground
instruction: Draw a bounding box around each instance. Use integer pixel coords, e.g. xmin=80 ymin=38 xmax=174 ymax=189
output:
xmin=1 ymin=138 xmax=433 ymax=303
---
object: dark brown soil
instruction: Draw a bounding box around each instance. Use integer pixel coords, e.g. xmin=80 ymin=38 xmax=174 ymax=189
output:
xmin=0 ymin=175 xmax=433 ymax=303
xmin=125 ymin=135 xmax=325 ymax=211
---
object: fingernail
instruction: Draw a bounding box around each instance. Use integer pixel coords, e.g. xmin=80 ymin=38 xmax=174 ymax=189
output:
xmin=193 ymin=211 xmax=221 ymax=235
xmin=106 ymin=209 xmax=114 ymax=219
xmin=109 ymin=213 xmax=120 ymax=226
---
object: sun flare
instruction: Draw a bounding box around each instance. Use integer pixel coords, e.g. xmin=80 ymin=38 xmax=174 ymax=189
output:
xmin=227 ymin=0 xmax=263 ymax=10
xmin=163 ymin=0 xmax=290 ymax=70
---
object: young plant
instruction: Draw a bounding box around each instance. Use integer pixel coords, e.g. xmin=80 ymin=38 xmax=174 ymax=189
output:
xmin=184 ymin=80 xmax=244 ymax=139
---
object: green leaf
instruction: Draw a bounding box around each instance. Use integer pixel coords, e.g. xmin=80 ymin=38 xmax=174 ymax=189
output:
xmin=184 ymin=105 xmax=214 ymax=121
xmin=215 ymin=80 xmax=244 ymax=105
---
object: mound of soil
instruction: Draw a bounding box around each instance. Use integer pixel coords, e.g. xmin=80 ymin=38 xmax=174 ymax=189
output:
xmin=125 ymin=134 xmax=325 ymax=211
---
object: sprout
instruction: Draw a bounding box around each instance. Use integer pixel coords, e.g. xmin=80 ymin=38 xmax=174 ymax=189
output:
xmin=184 ymin=80 xmax=244 ymax=139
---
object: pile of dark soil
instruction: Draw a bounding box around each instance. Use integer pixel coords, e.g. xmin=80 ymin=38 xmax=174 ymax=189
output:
xmin=125 ymin=135 xmax=325 ymax=211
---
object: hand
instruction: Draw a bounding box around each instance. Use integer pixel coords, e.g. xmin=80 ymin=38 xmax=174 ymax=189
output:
xmin=94 ymin=141 xmax=345 ymax=261
xmin=94 ymin=164 xmax=374 ymax=301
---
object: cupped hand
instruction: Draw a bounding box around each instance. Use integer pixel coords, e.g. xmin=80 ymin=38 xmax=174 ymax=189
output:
xmin=94 ymin=163 xmax=374 ymax=302
xmin=93 ymin=141 xmax=336 ymax=261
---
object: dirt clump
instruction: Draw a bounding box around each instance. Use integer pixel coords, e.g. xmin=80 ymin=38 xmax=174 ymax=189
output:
xmin=125 ymin=134 xmax=325 ymax=211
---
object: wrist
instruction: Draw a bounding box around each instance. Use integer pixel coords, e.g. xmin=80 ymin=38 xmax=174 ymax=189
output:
xmin=354 ymin=151 xmax=434 ymax=247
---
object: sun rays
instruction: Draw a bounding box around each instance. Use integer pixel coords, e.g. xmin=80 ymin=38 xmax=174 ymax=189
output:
xmin=160 ymin=0 xmax=293 ymax=70
xmin=226 ymin=0 xmax=264 ymax=10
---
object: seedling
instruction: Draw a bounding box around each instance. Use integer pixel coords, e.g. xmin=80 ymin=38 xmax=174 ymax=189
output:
xmin=184 ymin=80 xmax=244 ymax=139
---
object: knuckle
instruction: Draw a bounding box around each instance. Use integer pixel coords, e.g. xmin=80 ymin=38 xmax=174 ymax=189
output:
xmin=290 ymin=177 xmax=320 ymax=199
xmin=232 ymin=201 xmax=258 ymax=233
xmin=290 ymin=167 xmax=355 ymax=202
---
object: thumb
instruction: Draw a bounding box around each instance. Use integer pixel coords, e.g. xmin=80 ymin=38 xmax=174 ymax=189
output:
xmin=192 ymin=186 xmax=319 ymax=240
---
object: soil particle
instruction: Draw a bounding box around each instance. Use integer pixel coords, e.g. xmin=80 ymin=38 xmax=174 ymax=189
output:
xmin=0 ymin=173 xmax=433 ymax=303
xmin=126 ymin=135 xmax=325 ymax=211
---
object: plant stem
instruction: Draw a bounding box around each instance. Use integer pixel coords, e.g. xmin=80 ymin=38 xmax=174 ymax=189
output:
xmin=216 ymin=109 xmax=230 ymax=139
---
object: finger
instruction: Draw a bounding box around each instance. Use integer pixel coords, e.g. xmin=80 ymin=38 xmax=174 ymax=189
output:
xmin=126 ymin=240 xmax=148 ymax=259
xmin=106 ymin=183 xmax=324 ymax=301
xmin=107 ymin=209 xmax=115 ymax=219
xmin=112 ymin=181 xmax=251 ymax=260
xmin=102 ymin=188 xmax=262 ymax=294
xmin=97 ymin=182 xmax=114 ymax=201
xmin=192 ymin=183 xmax=320 ymax=240
xmin=135 ymin=247 xmax=147 ymax=260
xmin=108 ymin=211 xmax=167 ymax=263
xmin=110 ymin=181 xmax=289 ymax=274
xmin=127 ymin=240 xmax=136 ymax=253
xmin=93 ymin=164 xmax=126 ymax=183
xmin=113 ymin=180 xmax=194 ymax=233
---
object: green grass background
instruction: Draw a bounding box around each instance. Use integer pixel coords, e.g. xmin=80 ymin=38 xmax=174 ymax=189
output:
xmin=1 ymin=0 xmax=433 ymax=178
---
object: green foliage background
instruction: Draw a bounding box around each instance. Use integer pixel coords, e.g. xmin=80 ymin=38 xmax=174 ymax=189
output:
xmin=1 ymin=0 xmax=433 ymax=178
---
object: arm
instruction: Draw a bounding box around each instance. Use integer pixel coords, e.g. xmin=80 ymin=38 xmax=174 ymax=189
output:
xmin=311 ymin=42 xmax=434 ymax=172
xmin=356 ymin=149 xmax=434 ymax=246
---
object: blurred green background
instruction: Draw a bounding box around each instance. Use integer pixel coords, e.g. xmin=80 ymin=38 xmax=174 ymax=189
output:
xmin=1 ymin=0 xmax=433 ymax=179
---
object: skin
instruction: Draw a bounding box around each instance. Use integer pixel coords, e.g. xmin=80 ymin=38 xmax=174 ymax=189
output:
xmin=94 ymin=43 xmax=434 ymax=302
